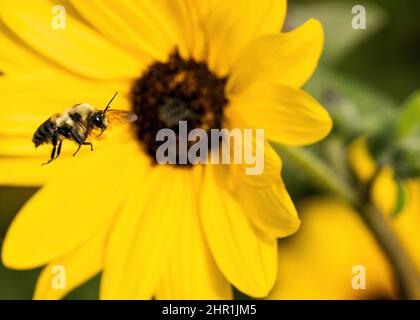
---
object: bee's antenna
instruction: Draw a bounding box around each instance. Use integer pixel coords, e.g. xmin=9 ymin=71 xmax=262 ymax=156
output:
xmin=103 ymin=91 xmax=118 ymax=113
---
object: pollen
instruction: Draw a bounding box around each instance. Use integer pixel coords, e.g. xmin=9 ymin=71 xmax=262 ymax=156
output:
xmin=131 ymin=51 xmax=228 ymax=165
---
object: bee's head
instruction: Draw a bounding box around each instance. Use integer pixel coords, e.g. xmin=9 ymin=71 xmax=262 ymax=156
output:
xmin=91 ymin=111 xmax=107 ymax=129
xmin=92 ymin=91 xmax=118 ymax=134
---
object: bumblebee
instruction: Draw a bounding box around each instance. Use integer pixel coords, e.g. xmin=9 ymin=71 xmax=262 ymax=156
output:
xmin=33 ymin=92 xmax=137 ymax=165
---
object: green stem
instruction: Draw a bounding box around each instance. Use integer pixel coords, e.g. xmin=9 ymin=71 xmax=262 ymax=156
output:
xmin=275 ymin=145 xmax=358 ymax=204
xmin=360 ymin=204 xmax=420 ymax=299
xmin=277 ymin=145 xmax=420 ymax=299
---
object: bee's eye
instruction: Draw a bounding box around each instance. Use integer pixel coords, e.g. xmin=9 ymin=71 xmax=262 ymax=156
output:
xmin=93 ymin=114 xmax=103 ymax=127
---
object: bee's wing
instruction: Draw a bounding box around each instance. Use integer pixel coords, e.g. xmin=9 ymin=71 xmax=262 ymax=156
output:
xmin=87 ymin=110 xmax=137 ymax=139
xmin=105 ymin=109 xmax=138 ymax=126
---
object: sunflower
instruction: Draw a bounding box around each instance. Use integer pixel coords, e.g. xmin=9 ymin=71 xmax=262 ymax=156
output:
xmin=269 ymin=137 xmax=420 ymax=299
xmin=0 ymin=0 xmax=331 ymax=299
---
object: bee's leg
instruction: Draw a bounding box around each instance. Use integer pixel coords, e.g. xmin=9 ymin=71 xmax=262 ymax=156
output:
xmin=42 ymin=135 xmax=57 ymax=165
xmin=70 ymin=127 xmax=94 ymax=155
xmin=73 ymin=144 xmax=82 ymax=157
xmin=72 ymin=142 xmax=93 ymax=157
xmin=55 ymin=140 xmax=63 ymax=159
xmin=83 ymin=141 xmax=94 ymax=151
xmin=70 ymin=129 xmax=84 ymax=157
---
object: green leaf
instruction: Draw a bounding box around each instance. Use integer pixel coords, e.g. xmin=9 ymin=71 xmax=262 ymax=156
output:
xmin=397 ymin=90 xmax=420 ymax=138
xmin=391 ymin=179 xmax=407 ymax=218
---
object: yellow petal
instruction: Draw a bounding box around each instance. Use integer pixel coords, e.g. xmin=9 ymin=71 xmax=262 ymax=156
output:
xmin=101 ymin=166 xmax=186 ymax=299
xmin=0 ymin=157 xmax=47 ymax=186
xmin=230 ymin=83 xmax=332 ymax=146
xmin=270 ymin=197 xmax=395 ymax=299
xmin=100 ymin=161 xmax=154 ymax=299
xmin=0 ymin=76 xmax=131 ymax=117
xmin=0 ymin=0 xmax=143 ymax=79
xmin=371 ymin=167 xmax=397 ymax=216
xmin=237 ymin=181 xmax=300 ymax=239
xmin=226 ymin=112 xmax=283 ymax=188
xmin=228 ymin=19 xmax=324 ymax=94
xmin=348 ymin=136 xmax=377 ymax=184
xmin=204 ymin=0 xmax=287 ymax=76
xmin=186 ymin=0 xmax=219 ymax=61
xmin=155 ymin=166 xmax=232 ymax=299
xmin=224 ymin=115 xmax=301 ymax=238
xmin=0 ymin=113 xmax=47 ymax=137
xmin=0 ymin=26 xmax=56 ymax=76
xmin=69 ymin=0 xmax=174 ymax=61
xmin=33 ymin=228 xmax=106 ymax=300
xmin=200 ymin=164 xmax=277 ymax=297
xmin=0 ymin=138 xmax=44 ymax=157
xmin=154 ymin=0 xmax=218 ymax=61
xmin=391 ymin=179 xmax=420 ymax=273
xmin=1 ymin=142 xmax=138 ymax=269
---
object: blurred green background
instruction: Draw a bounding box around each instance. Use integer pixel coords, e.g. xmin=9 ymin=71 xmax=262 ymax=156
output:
xmin=1 ymin=0 xmax=419 ymax=299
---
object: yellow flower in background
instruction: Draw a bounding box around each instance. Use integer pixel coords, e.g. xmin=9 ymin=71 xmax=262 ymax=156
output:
xmin=347 ymin=136 xmax=377 ymax=184
xmin=270 ymin=197 xmax=396 ymax=300
xmin=0 ymin=0 xmax=331 ymax=299
xmin=269 ymin=137 xmax=419 ymax=299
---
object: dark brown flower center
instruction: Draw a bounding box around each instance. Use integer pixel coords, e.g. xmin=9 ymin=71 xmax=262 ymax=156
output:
xmin=131 ymin=51 xmax=228 ymax=165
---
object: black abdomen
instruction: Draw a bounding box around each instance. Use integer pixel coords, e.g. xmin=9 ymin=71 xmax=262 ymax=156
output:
xmin=33 ymin=118 xmax=56 ymax=147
